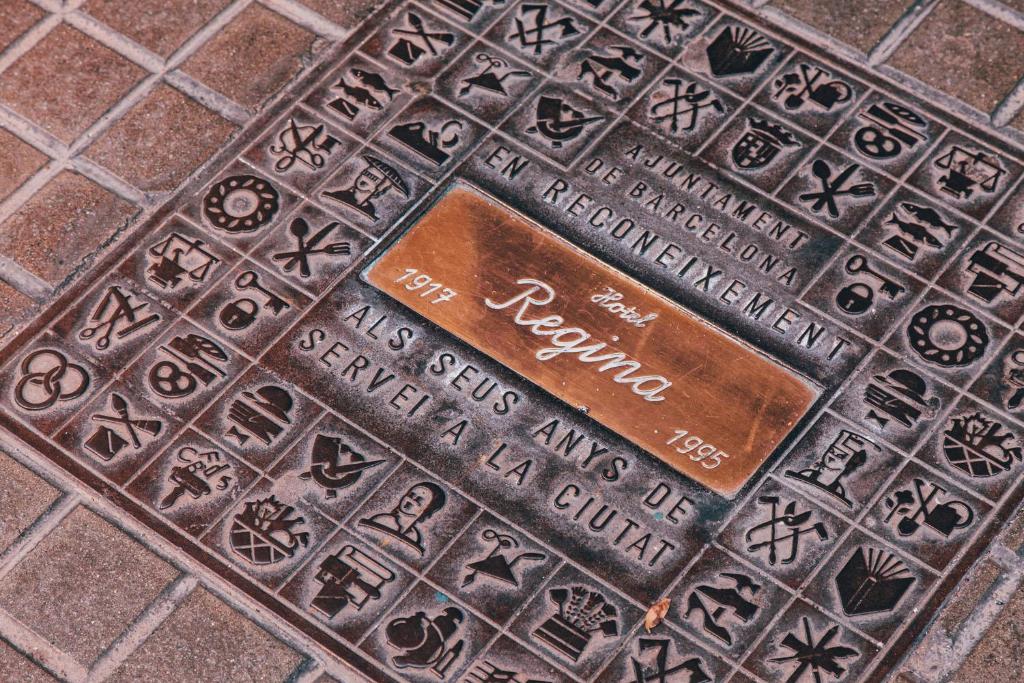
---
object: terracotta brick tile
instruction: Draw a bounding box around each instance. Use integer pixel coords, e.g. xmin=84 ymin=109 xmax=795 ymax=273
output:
xmin=0 ymin=0 xmax=45 ymax=53
xmin=0 ymin=641 xmax=54 ymax=682
xmin=0 ymin=450 xmax=58 ymax=551
xmin=85 ymin=85 xmax=237 ymax=193
xmin=953 ymin=582 xmax=1024 ymax=681
xmin=0 ymin=171 xmax=138 ymax=286
xmin=181 ymin=5 xmax=318 ymax=110
xmin=888 ymin=0 xmax=1024 ymax=112
xmin=939 ymin=559 xmax=1002 ymax=632
xmin=107 ymin=588 xmax=302 ymax=681
xmin=0 ymin=25 xmax=146 ymax=143
xmin=83 ymin=0 xmax=230 ymax=58
xmin=0 ymin=129 xmax=47 ymax=202
xmin=771 ymin=0 xmax=913 ymax=53
xmin=0 ymin=280 xmax=37 ymax=336
xmin=0 ymin=507 xmax=178 ymax=666
xmin=998 ymin=504 xmax=1024 ymax=552
xmin=297 ymin=0 xmax=379 ymax=27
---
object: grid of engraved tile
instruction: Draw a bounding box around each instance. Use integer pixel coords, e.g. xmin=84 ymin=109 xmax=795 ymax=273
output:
xmin=5 ymin=0 xmax=1024 ymax=681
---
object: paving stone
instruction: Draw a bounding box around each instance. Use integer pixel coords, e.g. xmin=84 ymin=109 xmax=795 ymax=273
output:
xmin=0 ymin=25 xmax=146 ymax=143
xmin=107 ymin=588 xmax=302 ymax=682
xmin=952 ymin=582 xmax=1024 ymax=681
xmin=0 ymin=451 xmax=58 ymax=551
xmin=0 ymin=281 xmax=37 ymax=337
xmin=0 ymin=507 xmax=178 ymax=665
xmin=298 ymin=0 xmax=381 ymax=27
xmin=939 ymin=559 xmax=1003 ymax=632
xmin=998 ymin=0 xmax=1024 ymax=12
xmin=0 ymin=640 xmax=55 ymax=682
xmin=82 ymin=0 xmax=231 ymax=58
xmin=85 ymin=84 xmax=237 ymax=193
xmin=887 ymin=0 xmax=1024 ymax=112
xmin=771 ymin=0 xmax=914 ymax=53
xmin=181 ymin=5 xmax=318 ymax=110
xmin=999 ymin=503 xmax=1024 ymax=553
xmin=0 ymin=0 xmax=45 ymax=54
xmin=0 ymin=128 xmax=47 ymax=203
xmin=0 ymin=171 xmax=137 ymax=286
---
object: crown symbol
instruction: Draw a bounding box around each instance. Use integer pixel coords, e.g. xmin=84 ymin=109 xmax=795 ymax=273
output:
xmin=748 ymin=117 xmax=797 ymax=146
xmin=534 ymin=585 xmax=619 ymax=661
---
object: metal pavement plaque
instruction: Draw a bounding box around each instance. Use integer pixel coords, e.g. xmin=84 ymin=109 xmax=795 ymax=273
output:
xmin=3 ymin=0 xmax=1024 ymax=680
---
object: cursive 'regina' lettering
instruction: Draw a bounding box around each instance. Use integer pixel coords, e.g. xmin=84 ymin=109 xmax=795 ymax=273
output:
xmin=485 ymin=278 xmax=671 ymax=402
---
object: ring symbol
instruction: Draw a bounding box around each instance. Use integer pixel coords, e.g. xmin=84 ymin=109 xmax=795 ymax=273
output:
xmin=14 ymin=349 xmax=90 ymax=411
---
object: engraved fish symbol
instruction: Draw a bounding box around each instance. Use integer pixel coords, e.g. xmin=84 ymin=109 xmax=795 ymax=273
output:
xmin=335 ymin=78 xmax=385 ymax=110
xmin=352 ymin=69 xmax=399 ymax=99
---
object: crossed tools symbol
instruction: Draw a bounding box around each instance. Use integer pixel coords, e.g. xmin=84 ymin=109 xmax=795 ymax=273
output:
xmin=272 ymin=217 xmax=350 ymax=278
xmin=91 ymin=393 xmax=162 ymax=448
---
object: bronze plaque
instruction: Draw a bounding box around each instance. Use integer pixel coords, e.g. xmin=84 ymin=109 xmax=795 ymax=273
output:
xmin=365 ymin=184 xmax=817 ymax=495
xmin=5 ymin=0 xmax=1024 ymax=680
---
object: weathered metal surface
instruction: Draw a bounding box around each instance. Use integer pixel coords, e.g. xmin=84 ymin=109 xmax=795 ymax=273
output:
xmin=4 ymin=0 xmax=1024 ymax=680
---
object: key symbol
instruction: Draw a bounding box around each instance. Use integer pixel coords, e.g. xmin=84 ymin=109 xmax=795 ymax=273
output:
xmin=235 ymin=271 xmax=289 ymax=314
xmin=219 ymin=271 xmax=290 ymax=331
xmin=835 ymin=255 xmax=906 ymax=315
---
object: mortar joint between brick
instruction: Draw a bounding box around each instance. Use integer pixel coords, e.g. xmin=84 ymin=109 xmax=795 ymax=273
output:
xmin=84 ymin=573 xmax=200 ymax=682
xmin=68 ymin=157 xmax=151 ymax=207
xmin=63 ymin=11 xmax=166 ymax=73
xmin=988 ymin=543 xmax=1024 ymax=572
xmin=159 ymin=0 xmax=253 ymax=71
xmin=0 ymin=494 xmax=79 ymax=582
xmin=258 ymin=0 xmax=350 ymax=41
xmin=0 ymin=107 xmax=67 ymax=160
xmin=0 ymin=13 xmax=62 ymax=76
xmin=285 ymin=656 xmax=332 ymax=683
xmin=189 ymin=573 xmax=349 ymax=670
xmin=867 ymin=0 xmax=941 ymax=67
xmin=66 ymin=75 xmax=164 ymax=158
xmin=164 ymin=70 xmax=253 ymax=126
xmin=904 ymin=560 xmax=1024 ymax=680
xmin=962 ymin=0 xmax=1024 ymax=31
xmin=0 ymin=248 xmax=57 ymax=301
xmin=24 ymin=0 xmax=62 ymax=12
xmin=991 ymin=70 xmax=1024 ymax=125
xmin=0 ymin=609 xmax=89 ymax=682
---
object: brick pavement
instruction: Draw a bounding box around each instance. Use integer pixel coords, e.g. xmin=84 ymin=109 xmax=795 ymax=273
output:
xmin=3 ymin=0 xmax=1024 ymax=680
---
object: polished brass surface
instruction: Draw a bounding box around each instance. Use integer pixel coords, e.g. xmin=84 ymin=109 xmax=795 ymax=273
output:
xmin=365 ymin=185 xmax=817 ymax=495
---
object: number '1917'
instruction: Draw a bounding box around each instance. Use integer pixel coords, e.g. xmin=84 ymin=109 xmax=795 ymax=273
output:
xmin=395 ymin=268 xmax=457 ymax=304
